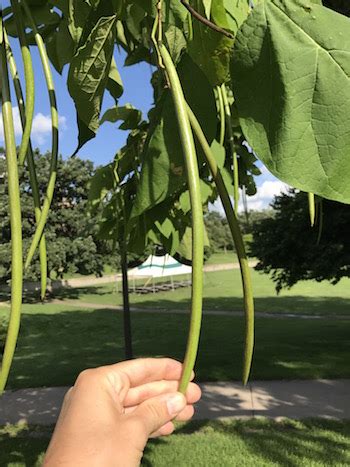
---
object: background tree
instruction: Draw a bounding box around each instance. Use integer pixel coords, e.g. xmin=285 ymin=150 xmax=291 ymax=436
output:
xmin=251 ymin=190 xmax=350 ymax=292
xmin=204 ymin=211 xmax=233 ymax=253
xmin=237 ymin=209 xmax=275 ymax=236
xmin=0 ymin=150 xmax=115 ymax=283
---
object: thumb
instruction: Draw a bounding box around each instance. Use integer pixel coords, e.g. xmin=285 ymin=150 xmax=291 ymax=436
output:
xmin=132 ymin=392 xmax=186 ymax=436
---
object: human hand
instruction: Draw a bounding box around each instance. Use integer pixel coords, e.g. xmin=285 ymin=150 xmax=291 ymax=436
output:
xmin=43 ymin=358 xmax=201 ymax=466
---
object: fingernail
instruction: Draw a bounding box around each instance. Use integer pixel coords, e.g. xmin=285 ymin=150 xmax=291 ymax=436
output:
xmin=166 ymin=393 xmax=185 ymax=416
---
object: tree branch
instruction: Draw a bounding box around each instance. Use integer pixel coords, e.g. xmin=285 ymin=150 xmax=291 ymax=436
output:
xmin=180 ymin=0 xmax=234 ymax=39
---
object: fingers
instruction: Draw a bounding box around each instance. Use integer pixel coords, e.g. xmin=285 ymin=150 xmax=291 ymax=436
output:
xmin=149 ymin=406 xmax=195 ymax=438
xmin=128 ymin=392 xmax=187 ymax=437
xmin=124 ymin=380 xmax=201 ymax=407
xmin=114 ymin=358 xmax=192 ymax=388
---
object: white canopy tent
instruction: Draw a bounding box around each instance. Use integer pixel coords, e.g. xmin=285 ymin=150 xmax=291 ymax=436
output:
xmin=128 ymin=255 xmax=192 ymax=278
xmin=127 ymin=255 xmax=192 ymax=293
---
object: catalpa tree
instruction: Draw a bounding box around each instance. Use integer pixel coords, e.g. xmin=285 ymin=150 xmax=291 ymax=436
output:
xmin=1 ymin=0 xmax=349 ymax=394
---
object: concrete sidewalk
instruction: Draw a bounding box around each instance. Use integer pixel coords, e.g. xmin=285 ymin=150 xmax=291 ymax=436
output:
xmin=1 ymin=379 xmax=349 ymax=425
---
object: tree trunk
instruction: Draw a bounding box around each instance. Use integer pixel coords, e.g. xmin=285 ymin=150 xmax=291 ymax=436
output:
xmin=121 ymin=246 xmax=133 ymax=360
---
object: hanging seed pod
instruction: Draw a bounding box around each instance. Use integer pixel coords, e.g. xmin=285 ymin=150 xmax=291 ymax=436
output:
xmin=10 ymin=0 xmax=35 ymax=167
xmin=187 ymin=103 xmax=255 ymax=385
xmin=0 ymin=17 xmax=23 ymax=393
xmin=21 ymin=0 xmax=59 ymax=270
xmin=159 ymin=43 xmax=204 ymax=394
xmin=4 ymin=29 xmax=48 ymax=300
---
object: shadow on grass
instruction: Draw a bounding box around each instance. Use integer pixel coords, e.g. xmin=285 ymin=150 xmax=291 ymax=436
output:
xmin=0 ymin=285 xmax=112 ymax=304
xmin=0 ymin=419 xmax=349 ymax=467
xmin=0 ymin=432 xmax=48 ymax=466
xmin=131 ymin=295 xmax=350 ymax=316
xmin=1 ymin=308 xmax=349 ymax=390
xmin=142 ymin=419 xmax=350 ymax=466
xmin=2 ymin=283 xmax=350 ymax=316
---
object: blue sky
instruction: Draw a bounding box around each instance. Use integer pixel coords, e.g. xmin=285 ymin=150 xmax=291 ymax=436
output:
xmin=0 ymin=30 xmax=287 ymax=211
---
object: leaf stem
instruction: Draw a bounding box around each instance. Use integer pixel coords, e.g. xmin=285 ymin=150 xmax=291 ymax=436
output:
xmin=186 ymin=103 xmax=255 ymax=385
xmin=10 ymin=0 xmax=35 ymax=166
xmin=159 ymin=44 xmax=204 ymax=394
xmin=221 ymin=84 xmax=239 ymax=214
xmin=0 ymin=19 xmax=23 ymax=393
xmin=216 ymin=85 xmax=225 ymax=146
xmin=22 ymin=0 xmax=59 ymax=270
xmin=5 ymin=29 xmax=48 ymax=300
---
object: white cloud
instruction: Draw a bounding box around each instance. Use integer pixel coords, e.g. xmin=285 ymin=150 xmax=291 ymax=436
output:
xmin=0 ymin=107 xmax=67 ymax=145
xmin=210 ymin=180 xmax=290 ymax=214
xmin=241 ymin=180 xmax=289 ymax=211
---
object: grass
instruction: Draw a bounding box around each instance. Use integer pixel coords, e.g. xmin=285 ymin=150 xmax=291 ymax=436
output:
xmin=205 ymin=251 xmax=238 ymax=265
xmin=1 ymin=304 xmax=350 ymax=389
xmin=37 ymin=268 xmax=350 ymax=317
xmin=1 ymin=419 xmax=349 ymax=466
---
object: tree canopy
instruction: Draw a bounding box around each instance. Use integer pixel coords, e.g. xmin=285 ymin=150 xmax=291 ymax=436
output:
xmin=251 ymin=191 xmax=350 ymax=291
xmin=0 ymin=149 xmax=114 ymax=282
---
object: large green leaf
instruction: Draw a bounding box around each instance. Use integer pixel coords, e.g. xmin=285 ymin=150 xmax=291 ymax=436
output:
xmin=188 ymin=0 xmax=233 ymax=85
xmin=68 ymin=11 xmax=117 ymax=153
xmin=232 ymin=0 xmax=350 ymax=203
xmin=131 ymin=53 xmax=216 ymax=217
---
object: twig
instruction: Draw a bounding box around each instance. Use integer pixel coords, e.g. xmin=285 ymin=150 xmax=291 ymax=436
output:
xmin=180 ymin=0 xmax=234 ymax=39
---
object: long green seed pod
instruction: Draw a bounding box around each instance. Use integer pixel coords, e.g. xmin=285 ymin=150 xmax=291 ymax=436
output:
xmin=159 ymin=44 xmax=204 ymax=394
xmin=0 ymin=19 xmax=23 ymax=393
xmin=216 ymin=85 xmax=225 ymax=146
xmin=5 ymin=30 xmax=48 ymax=300
xmin=316 ymin=198 xmax=323 ymax=246
xmin=187 ymin=104 xmax=255 ymax=385
xmin=308 ymin=192 xmax=315 ymax=227
xmin=22 ymin=0 xmax=58 ymax=270
xmin=221 ymin=84 xmax=239 ymax=214
xmin=10 ymin=0 xmax=35 ymax=167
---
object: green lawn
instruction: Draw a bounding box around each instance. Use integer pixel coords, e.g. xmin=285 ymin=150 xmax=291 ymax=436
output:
xmin=205 ymin=251 xmax=238 ymax=265
xmin=1 ymin=419 xmax=349 ymax=466
xmin=1 ymin=303 xmax=350 ymax=389
xmin=43 ymin=268 xmax=350 ymax=316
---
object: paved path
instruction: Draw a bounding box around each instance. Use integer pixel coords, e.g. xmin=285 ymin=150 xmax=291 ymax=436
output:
xmin=1 ymin=380 xmax=349 ymax=425
xmin=45 ymin=300 xmax=350 ymax=320
xmin=2 ymin=297 xmax=349 ymax=320
xmin=0 ymin=262 xmax=257 ymax=294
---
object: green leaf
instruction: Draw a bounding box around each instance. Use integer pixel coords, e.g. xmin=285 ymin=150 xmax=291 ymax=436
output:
xmin=176 ymin=225 xmax=210 ymax=261
xmin=224 ymin=0 xmax=250 ymax=36
xmin=202 ymin=0 xmax=212 ymax=19
xmin=131 ymin=0 xmax=188 ymax=25
xmin=155 ymin=217 xmax=174 ymax=239
xmin=131 ymin=53 xmax=216 ymax=217
xmin=68 ymin=13 xmax=117 ymax=152
xmin=232 ymin=0 xmax=350 ymax=204
xmin=188 ymin=0 xmax=233 ymax=85
xmin=106 ymin=57 xmax=123 ymax=101
xmin=164 ymin=25 xmax=187 ymax=63
xmin=88 ymin=164 xmax=116 ymax=210
xmin=68 ymin=0 xmax=91 ymax=45
xmin=46 ymin=18 xmax=75 ymax=74
xmin=100 ymin=104 xmax=142 ymax=130
xmin=210 ymin=139 xmax=225 ymax=168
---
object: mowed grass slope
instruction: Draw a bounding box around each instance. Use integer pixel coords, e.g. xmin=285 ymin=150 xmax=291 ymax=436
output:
xmin=1 ymin=419 xmax=350 ymax=467
xmin=46 ymin=267 xmax=350 ymax=316
xmin=1 ymin=304 xmax=350 ymax=389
